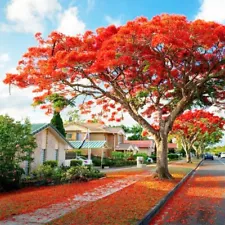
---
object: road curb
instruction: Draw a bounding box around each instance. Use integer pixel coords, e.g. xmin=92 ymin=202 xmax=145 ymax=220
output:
xmin=137 ymin=159 xmax=203 ymax=225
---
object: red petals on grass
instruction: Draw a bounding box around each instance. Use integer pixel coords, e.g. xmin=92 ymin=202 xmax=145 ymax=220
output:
xmin=0 ymin=178 xmax=117 ymax=220
xmin=48 ymin=173 xmax=184 ymax=225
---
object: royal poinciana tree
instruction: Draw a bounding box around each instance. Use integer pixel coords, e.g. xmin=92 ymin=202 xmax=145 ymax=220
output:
xmin=172 ymin=110 xmax=225 ymax=162
xmin=4 ymin=15 xmax=225 ymax=178
xmin=192 ymin=129 xmax=224 ymax=158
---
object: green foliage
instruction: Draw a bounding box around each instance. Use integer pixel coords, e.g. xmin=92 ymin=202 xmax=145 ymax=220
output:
xmin=122 ymin=124 xmax=148 ymax=140
xmin=0 ymin=164 xmax=24 ymax=191
xmin=133 ymin=153 xmax=148 ymax=160
xmin=33 ymin=165 xmax=55 ymax=179
xmin=92 ymin=156 xmax=102 ymax=166
xmin=65 ymin=166 xmax=105 ymax=181
xmin=149 ymin=154 xmax=157 ymax=162
xmin=50 ymin=111 xmax=66 ymax=137
xmin=64 ymin=110 xmax=84 ymax=124
xmin=0 ymin=115 xmax=36 ymax=191
xmin=25 ymin=164 xmax=105 ymax=187
xmin=111 ymin=152 xmax=125 ymax=159
xmin=66 ymin=150 xmax=81 ymax=159
xmin=70 ymin=160 xmax=83 ymax=167
xmin=47 ymin=93 xmax=74 ymax=111
xmin=43 ymin=160 xmax=58 ymax=168
xmin=167 ymin=153 xmax=180 ymax=160
xmin=208 ymin=146 xmax=225 ymax=154
xmin=92 ymin=155 xmax=136 ymax=167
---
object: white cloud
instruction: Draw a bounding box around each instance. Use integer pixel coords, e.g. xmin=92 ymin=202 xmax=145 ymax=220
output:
xmin=105 ymin=15 xmax=122 ymax=26
xmin=57 ymin=7 xmax=86 ymax=36
xmin=0 ymin=67 xmax=51 ymax=123
xmin=1 ymin=0 xmax=61 ymax=33
xmin=195 ymin=0 xmax=225 ymax=23
xmin=0 ymin=53 xmax=10 ymax=68
xmin=87 ymin=0 xmax=95 ymax=13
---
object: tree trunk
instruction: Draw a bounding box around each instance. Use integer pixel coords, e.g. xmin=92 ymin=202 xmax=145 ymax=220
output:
xmin=193 ymin=145 xmax=199 ymax=159
xmin=186 ymin=151 xmax=192 ymax=163
xmin=196 ymin=152 xmax=200 ymax=159
xmin=155 ymin=134 xmax=173 ymax=179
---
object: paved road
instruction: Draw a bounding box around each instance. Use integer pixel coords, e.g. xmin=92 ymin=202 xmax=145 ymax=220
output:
xmin=150 ymin=157 xmax=225 ymax=225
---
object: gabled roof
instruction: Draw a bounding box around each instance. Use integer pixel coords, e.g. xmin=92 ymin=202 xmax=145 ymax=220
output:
xmin=104 ymin=127 xmax=125 ymax=135
xmin=65 ymin=122 xmax=125 ymax=135
xmin=31 ymin=123 xmax=74 ymax=148
xmin=124 ymin=140 xmax=155 ymax=148
xmin=115 ymin=143 xmax=139 ymax=151
xmin=124 ymin=140 xmax=177 ymax=149
xmin=69 ymin=141 xmax=106 ymax=149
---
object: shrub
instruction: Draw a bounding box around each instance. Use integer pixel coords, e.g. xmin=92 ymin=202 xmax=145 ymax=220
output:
xmin=33 ymin=165 xmax=55 ymax=179
xmin=102 ymin=157 xmax=114 ymax=167
xmin=134 ymin=153 xmax=148 ymax=160
xmin=43 ymin=160 xmax=58 ymax=168
xmin=92 ymin=156 xmax=101 ymax=166
xmin=31 ymin=165 xmax=65 ymax=185
xmin=70 ymin=160 xmax=83 ymax=167
xmin=0 ymin=164 xmax=24 ymax=191
xmin=111 ymin=152 xmax=125 ymax=159
xmin=149 ymin=154 xmax=157 ymax=162
xmin=167 ymin=153 xmax=179 ymax=160
xmin=65 ymin=166 xmax=104 ymax=181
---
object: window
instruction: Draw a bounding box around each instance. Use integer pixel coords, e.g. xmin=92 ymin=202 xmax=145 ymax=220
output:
xmin=41 ymin=149 xmax=46 ymax=164
xmin=76 ymin=132 xmax=82 ymax=140
xmin=66 ymin=133 xmax=72 ymax=139
xmin=55 ymin=149 xmax=59 ymax=161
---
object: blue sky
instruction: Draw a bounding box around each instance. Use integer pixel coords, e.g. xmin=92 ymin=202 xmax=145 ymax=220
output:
xmin=0 ymin=0 xmax=225 ymax=126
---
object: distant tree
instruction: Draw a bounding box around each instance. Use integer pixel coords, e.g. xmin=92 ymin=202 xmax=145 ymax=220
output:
xmin=64 ymin=109 xmax=84 ymax=124
xmin=0 ymin=115 xmax=37 ymax=190
xmin=50 ymin=111 xmax=66 ymax=137
xmin=122 ymin=124 xmax=148 ymax=140
xmin=172 ymin=110 xmax=225 ymax=162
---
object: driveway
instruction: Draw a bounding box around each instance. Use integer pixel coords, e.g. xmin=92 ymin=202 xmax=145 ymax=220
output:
xmin=150 ymin=157 xmax=225 ymax=225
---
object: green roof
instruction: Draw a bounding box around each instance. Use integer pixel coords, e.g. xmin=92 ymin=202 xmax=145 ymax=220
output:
xmin=31 ymin=123 xmax=48 ymax=134
xmin=70 ymin=141 xmax=106 ymax=149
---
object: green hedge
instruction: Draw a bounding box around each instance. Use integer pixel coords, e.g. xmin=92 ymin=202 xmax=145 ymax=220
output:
xmin=92 ymin=156 xmax=136 ymax=167
xmin=167 ymin=153 xmax=180 ymax=160
xmin=70 ymin=160 xmax=83 ymax=167
xmin=43 ymin=160 xmax=58 ymax=168
xmin=133 ymin=153 xmax=148 ymax=160
xmin=22 ymin=164 xmax=105 ymax=188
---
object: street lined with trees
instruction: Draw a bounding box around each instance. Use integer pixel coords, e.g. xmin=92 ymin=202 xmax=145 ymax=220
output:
xmin=4 ymin=15 xmax=225 ymax=179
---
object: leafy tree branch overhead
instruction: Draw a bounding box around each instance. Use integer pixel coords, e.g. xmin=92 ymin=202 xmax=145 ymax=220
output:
xmin=4 ymin=14 xmax=225 ymax=178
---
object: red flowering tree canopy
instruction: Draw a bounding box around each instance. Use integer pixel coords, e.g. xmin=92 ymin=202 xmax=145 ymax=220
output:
xmin=4 ymin=14 xmax=225 ymax=136
xmin=172 ymin=110 xmax=225 ymax=144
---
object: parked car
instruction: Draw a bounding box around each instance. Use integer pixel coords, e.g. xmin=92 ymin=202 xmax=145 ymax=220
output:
xmin=220 ymin=153 xmax=225 ymax=158
xmin=64 ymin=156 xmax=93 ymax=167
xmin=147 ymin=157 xmax=154 ymax=163
xmin=204 ymin=153 xmax=214 ymax=160
xmin=76 ymin=156 xmax=93 ymax=165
